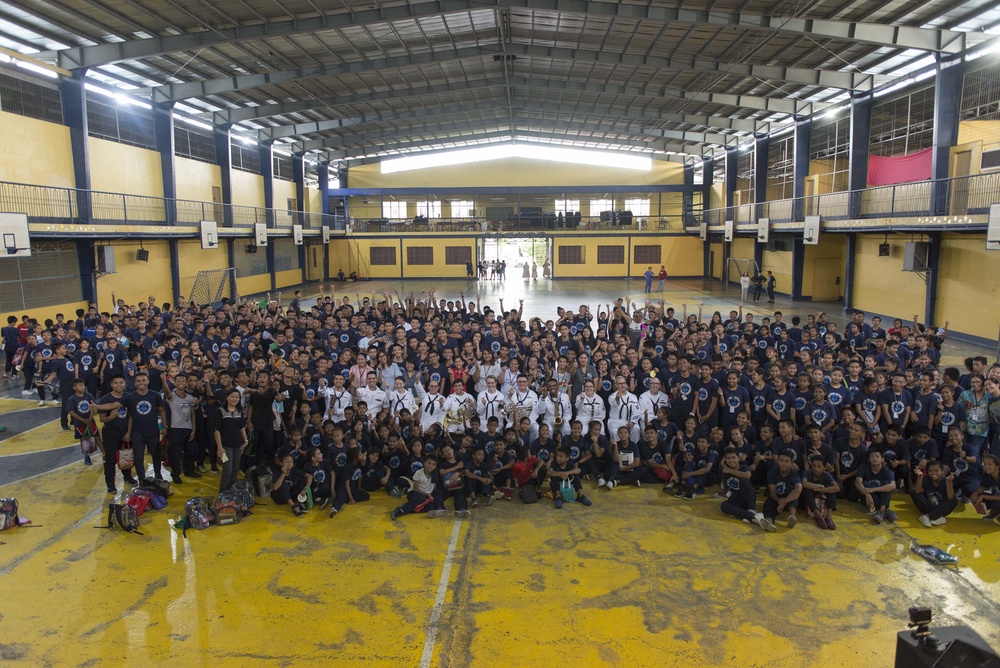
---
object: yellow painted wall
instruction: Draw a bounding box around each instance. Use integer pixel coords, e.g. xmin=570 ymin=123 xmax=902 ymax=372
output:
xmin=96 ymin=240 xmax=172 ymax=310
xmin=0 ymin=300 xmax=88 ymax=328
xmin=802 ymin=235 xmax=846 ymax=300
xmin=275 ymin=268 xmax=302 ymax=290
xmin=329 ymin=238 xmax=399 ymax=279
xmin=177 ymin=239 xmax=229 ymax=300
xmin=401 ymin=238 xmax=475 ymax=278
xmin=956 ymin=120 xmax=1000 ymax=156
xmin=88 ymin=138 xmax=163 ymax=197
xmin=937 ymin=233 xmax=1000 ymax=339
xmin=305 ymin=241 xmax=325 ymax=281
xmin=231 ymin=171 xmax=265 ymax=208
xmin=0 ymin=112 xmax=75 ymax=188
xmin=237 ymin=274 xmax=271 ymax=297
xmin=852 ymin=235 xmax=926 ymax=323
xmin=762 ymin=247 xmax=792 ymax=297
xmin=349 ymin=157 xmax=684 ymax=188
xmin=273 ymin=179 xmax=297 ymax=227
xmin=306 ymin=186 xmax=322 ymax=213
xmin=553 ymin=237 xmax=627 ymax=278
xmin=628 ymin=236 xmax=704 ymax=278
xmin=710 ymin=184 xmax=724 ymax=210
xmin=175 ymin=157 xmax=222 ymax=203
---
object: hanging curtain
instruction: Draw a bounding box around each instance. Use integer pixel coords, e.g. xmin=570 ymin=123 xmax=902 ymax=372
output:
xmin=867 ymin=147 xmax=933 ymax=187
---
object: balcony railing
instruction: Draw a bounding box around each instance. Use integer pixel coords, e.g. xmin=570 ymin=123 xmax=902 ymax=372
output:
xmin=348 ymin=214 xmax=687 ymax=233
xmin=0 ymin=180 xmax=346 ymax=231
xmin=702 ymin=172 xmax=1000 ymax=227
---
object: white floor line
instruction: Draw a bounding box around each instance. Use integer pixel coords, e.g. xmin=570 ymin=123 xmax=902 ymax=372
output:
xmin=419 ymin=518 xmax=463 ymax=668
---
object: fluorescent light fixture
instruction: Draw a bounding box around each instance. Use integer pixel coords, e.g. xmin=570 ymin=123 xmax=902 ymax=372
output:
xmin=380 ymin=142 xmax=652 ymax=173
xmin=178 ymin=115 xmax=213 ymax=132
xmin=235 ymin=134 xmax=258 ymax=145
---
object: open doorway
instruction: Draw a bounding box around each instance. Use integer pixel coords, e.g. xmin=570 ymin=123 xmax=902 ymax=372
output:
xmin=481 ymin=237 xmax=551 ymax=276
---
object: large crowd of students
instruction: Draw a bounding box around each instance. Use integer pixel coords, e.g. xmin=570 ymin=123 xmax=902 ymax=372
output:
xmin=2 ymin=284 xmax=1000 ymax=531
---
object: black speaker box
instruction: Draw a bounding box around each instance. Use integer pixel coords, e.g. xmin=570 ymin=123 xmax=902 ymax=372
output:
xmin=136 ymin=249 xmax=149 ymax=262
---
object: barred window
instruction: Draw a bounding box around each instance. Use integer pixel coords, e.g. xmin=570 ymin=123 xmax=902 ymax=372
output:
xmin=445 ymin=246 xmax=472 ymax=265
xmin=559 ymin=245 xmax=584 ymax=264
xmin=0 ymin=242 xmax=83 ymax=312
xmin=766 ymin=134 xmax=795 ymax=200
xmin=633 ymin=245 xmax=661 ymax=265
xmin=406 ymin=246 xmax=434 ymax=265
xmin=870 ymin=85 xmax=935 ymax=158
xmin=174 ymin=125 xmax=217 ymax=164
xmin=736 ymin=146 xmax=755 ymax=205
xmin=0 ymin=72 xmax=63 ymax=125
xmin=370 ymin=246 xmax=396 ymax=265
xmin=231 ymin=143 xmax=261 ymax=174
xmin=273 ymin=155 xmax=294 ymax=181
xmin=809 ymin=115 xmax=851 ymax=193
xmin=86 ymin=98 xmax=155 ymax=150
xmin=233 ymin=245 xmax=268 ymax=277
xmin=597 ymin=245 xmax=624 ymax=264
xmin=273 ymin=238 xmax=300 ymax=272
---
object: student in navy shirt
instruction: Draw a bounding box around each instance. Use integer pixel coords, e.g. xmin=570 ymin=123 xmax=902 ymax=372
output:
xmin=762 ymin=450 xmax=802 ymax=529
xmin=719 ymin=447 xmax=769 ymax=530
xmin=123 ymin=371 xmax=168 ymax=482
xmin=879 ymin=373 xmax=912 ymax=434
xmin=855 ymin=449 xmax=896 ymax=523
xmin=719 ymin=371 xmax=750 ymax=431
xmin=911 ymin=460 xmax=956 ymax=527
xmin=803 ymin=384 xmax=837 ymax=438
xmin=800 ymin=454 xmax=839 ymax=530
xmin=547 ymin=447 xmax=592 ymax=509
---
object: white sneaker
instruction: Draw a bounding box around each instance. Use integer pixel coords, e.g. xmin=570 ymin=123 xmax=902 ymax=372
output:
xmin=597 ymin=477 xmax=606 ymax=487
xmin=37 ymin=400 xmax=45 ymax=406
xmin=22 ymin=390 xmax=34 ymax=396
xmin=751 ymin=512 xmax=765 ymax=528
xmin=931 ymin=517 xmax=947 ymax=525
xmin=49 ymin=400 xmax=60 ymax=406
xmin=918 ymin=515 xmax=932 ymax=527
xmin=606 ymin=480 xmax=617 ymax=490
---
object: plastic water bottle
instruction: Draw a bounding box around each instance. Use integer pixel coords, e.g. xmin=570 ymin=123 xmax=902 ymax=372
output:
xmin=912 ymin=543 xmax=958 ymax=565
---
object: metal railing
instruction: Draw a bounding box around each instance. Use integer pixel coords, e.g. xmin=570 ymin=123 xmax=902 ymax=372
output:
xmin=0 ymin=179 xmax=346 ymax=231
xmin=348 ymin=214 xmax=686 ymax=234
xmin=701 ymin=172 xmax=1000 ymax=227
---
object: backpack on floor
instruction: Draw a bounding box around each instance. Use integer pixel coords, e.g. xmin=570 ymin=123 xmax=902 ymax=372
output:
xmin=230 ymin=480 xmax=255 ymax=514
xmin=137 ymin=478 xmax=170 ymax=497
xmin=129 ymin=488 xmax=167 ymax=511
xmin=246 ymin=466 xmax=272 ymax=499
xmin=519 ymin=485 xmax=538 ymax=504
xmin=0 ymin=498 xmax=20 ymax=530
xmin=184 ymin=497 xmax=215 ymax=535
xmin=105 ymin=503 xmax=143 ymax=535
xmin=214 ymin=492 xmax=243 ymax=526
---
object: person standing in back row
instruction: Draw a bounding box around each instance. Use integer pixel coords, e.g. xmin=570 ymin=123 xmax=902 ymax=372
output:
xmin=216 ymin=388 xmax=249 ymax=494
xmin=122 ymin=371 xmax=167 ymax=481
xmin=643 ymin=267 xmax=654 ymax=293
xmin=657 ymin=266 xmax=667 ymax=292
xmin=752 ymin=272 xmax=764 ymax=301
xmin=767 ymin=271 xmax=776 ymax=303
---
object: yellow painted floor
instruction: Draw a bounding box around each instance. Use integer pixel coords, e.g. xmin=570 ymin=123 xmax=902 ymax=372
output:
xmin=0 ymin=442 xmax=998 ymax=667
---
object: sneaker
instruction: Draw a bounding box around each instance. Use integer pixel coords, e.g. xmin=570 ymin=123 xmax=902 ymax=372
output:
xmin=503 ymin=487 xmax=512 ymax=501
xmin=787 ymin=514 xmax=797 ymax=528
xmin=107 ymin=486 xmax=117 ymax=494
xmin=455 ymin=509 xmax=472 ymax=519
xmin=292 ymin=504 xmax=305 ymax=517
xmin=22 ymin=389 xmax=34 ymax=396
xmin=320 ymin=497 xmax=332 ymax=510
xmin=493 ymin=490 xmax=504 ymax=500
xmin=918 ymin=514 xmax=932 ymax=528
xmin=578 ymin=495 xmax=592 ymax=507
xmin=815 ymin=515 xmax=828 ymax=530
xmin=635 ymin=480 xmax=641 ymax=488
xmin=873 ymin=510 xmax=884 ymax=524
xmin=684 ymin=491 xmax=694 ymax=500
xmin=83 ymin=454 xmax=92 ymax=466
xmin=123 ymin=476 xmax=138 ymax=485
xmin=713 ymin=492 xmax=726 ymax=499
xmin=49 ymin=400 xmax=60 ymax=406
xmin=485 ymin=494 xmax=494 ymax=507
xmin=38 ymin=400 xmax=45 ymax=407
xmin=884 ymin=509 xmax=898 ymax=523
xmin=185 ymin=470 xmax=203 ymax=479
xmin=470 ymin=496 xmax=479 ymax=508
xmin=427 ymin=509 xmax=448 ymax=519
xmin=664 ymin=480 xmax=675 ymax=489
xmin=759 ymin=517 xmax=777 ymax=532
xmin=171 ymin=476 xmax=183 ymax=485
xmin=328 ymin=507 xmax=338 ymax=518
xmin=751 ymin=512 xmax=764 ymax=528
xmin=607 ymin=480 xmax=617 ymax=490
xmin=389 ymin=486 xmax=403 ymax=499
xmin=673 ymin=485 xmax=685 ymax=497
xmin=390 ymin=508 xmax=401 ymax=521
xmin=554 ymin=498 xmax=564 ymax=509
xmin=197 ymin=463 xmax=207 ymax=473
xmin=825 ymin=516 xmax=836 ymax=530
xmin=931 ymin=517 xmax=947 ymax=526
xmin=597 ymin=477 xmax=607 ymax=487
xmin=210 ymin=465 xmax=219 ymax=473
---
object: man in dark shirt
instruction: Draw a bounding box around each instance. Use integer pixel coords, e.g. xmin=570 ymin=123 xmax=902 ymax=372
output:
xmin=99 ymin=374 xmax=137 ymax=492
xmin=247 ymin=370 xmax=279 ymax=468
xmin=123 ymin=371 xmax=167 ymax=481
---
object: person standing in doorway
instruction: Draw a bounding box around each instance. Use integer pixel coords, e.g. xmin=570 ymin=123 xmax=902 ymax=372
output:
xmin=466 ymin=259 xmax=474 ymax=279
xmin=767 ymin=271 xmax=776 ymax=303
xmin=531 ymin=261 xmax=538 ymax=280
xmin=657 ymin=266 xmax=667 ymax=292
xmin=644 ymin=267 xmax=654 ymax=293
xmin=522 ymin=261 xmax=531 ymax=279
xmin=543 ymin=259 xmax=551 ymax=278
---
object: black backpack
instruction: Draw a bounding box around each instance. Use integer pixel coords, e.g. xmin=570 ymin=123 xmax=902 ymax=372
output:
xmin=105 ymin=503 xmax=143 ymax=535
xmin=137 ymin=478 xmax=170 ymax=496
xmin=0 ymin=498 xmax=20 ymax=530
xmin=246 ymin=466 xmax=273 ymax=499
xmin=184 ymin=497 xmax=215 ymax=535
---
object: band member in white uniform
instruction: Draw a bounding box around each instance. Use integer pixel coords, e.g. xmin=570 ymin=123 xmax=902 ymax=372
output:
xmin=575 ymin=379 xmax=607 ymax=434
xmin=607 ymin=375 xmax=640 ymax=445
xmin=532 ymin=378 xmax=573 ymax=438
xmin=319 ymin=374 xmax=351 ymax=423
xmin=476 ymin=375 xmax=505 ymax=426
xmin=417 ymin=378 xmax=446 ymax=433
xmin=505 ymin=374 xmax=539 ymax=437
xmin=638 ymin=377 xmax=671 ymax=429
xmin=442 ymin=379 xmax=476 ymax=433
xmin=355 ymin=370 xmax=386 ymax=421
xmin=384 ymin=376 xmax=416 ymax=423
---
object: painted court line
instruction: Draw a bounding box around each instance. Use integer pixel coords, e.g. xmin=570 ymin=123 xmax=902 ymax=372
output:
xmin=419 ymin=518 xmax=462 ymax=668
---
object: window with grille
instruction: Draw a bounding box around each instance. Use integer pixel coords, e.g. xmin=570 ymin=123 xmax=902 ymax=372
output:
xmin=633 ymin=245 xmax=661 ymax=265
xmin=589 ymin=199 xmax=613 ymax=218
xmin=370 ymin=246 xmax=396 ymax=265
xmin=449 ymin=200 xmax=474 ymax=217
xmin=736 ymin=146 xmax=755 ymax=205
xmin=406 ymin=246 xmax=434 ymax=265
xmin=555 ymin=199 xmax=580 ymax=214
xmin=273 ymin=155 xmax=294 ymax=181
xmin=870 ymin=85 xmax=935 ymax=158
xmin=0 ymin=242 xmax=83 ymax=312
xmin=273 ymin=238 xmax=300 ymax=272
xmin=445 ymin=246 xmax=471 ymax=265
xmin=961 ymin=63 xmax=1000 ymax=151
xmin=623 ymin=198 xmax=650 ymax=217
xmin=382 ymin=200 xmax=407 ymax=219
xmin=559 ymin=245 xmax=584 ymax=264
xmin=417 ymin=201 xmax=442 ymax=218
xmin=809 ymin=115 xmax=851 ymax=193
xmin=766 ymin=134 xmax=795 ymax=200
xmin=597 ymin=245 xmax=624 ymax=264
xmin=231 ymin=143 xmax=261 ymax=174
xmin=174 ymin=125 xmax=217 ymax=164
xmin=86 ymin=98 xmax=155 ymax=150
xmin=234 ymin=245 xmax=268 ymax=277
xmin=0 ymin=72 xmax=63 ymax=125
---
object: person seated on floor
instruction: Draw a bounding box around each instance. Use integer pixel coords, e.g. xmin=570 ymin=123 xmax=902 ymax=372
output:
xmin=271 ymin=452 xmax=311 ymax=517
xmin=762 ymin=449 xmax=802 ymax=530
xmin=911 ymin=459 xmax=957 ymax=528
xmin=719 ymin=446 xmax=769 ymax=531
xmin=547 ymin=447 xmax=592 ymax=509
xmin=855 ymin=449 xmax=897 ymax=524
xmin=970 ymin=454 xmax=1000 ymax=522
xmin=391 ymin=456 xmax=445 ymax=520
xmin=800 ymin=454 xmax=839 ymax=530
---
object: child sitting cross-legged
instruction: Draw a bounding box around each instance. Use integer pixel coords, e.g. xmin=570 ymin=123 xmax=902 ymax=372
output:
xmin=911 ymin=459 xmax=957 ymax=527
xmin=547 ymin=447 xmax=592 ymax=509
xmin=391 ymin=456 xmax=447 ymax=520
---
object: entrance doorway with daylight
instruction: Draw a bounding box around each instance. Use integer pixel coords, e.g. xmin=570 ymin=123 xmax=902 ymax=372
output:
xmin=480 ymin=237 xmax=552 ymax=276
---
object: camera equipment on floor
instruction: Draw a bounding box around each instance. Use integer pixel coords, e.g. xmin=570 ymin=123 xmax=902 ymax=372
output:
xmin=895 ymin=607 xmax=999 ymax=668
